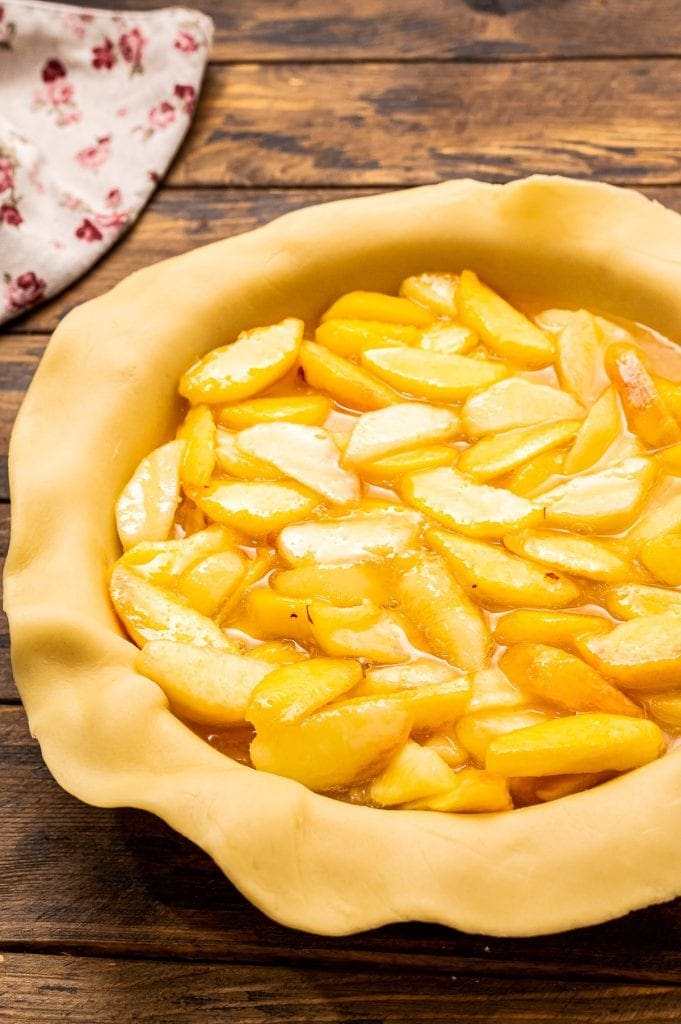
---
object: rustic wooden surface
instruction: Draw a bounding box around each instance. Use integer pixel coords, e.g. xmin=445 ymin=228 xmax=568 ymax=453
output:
xmin=3 ymin=1 xmax=681 ymax=1020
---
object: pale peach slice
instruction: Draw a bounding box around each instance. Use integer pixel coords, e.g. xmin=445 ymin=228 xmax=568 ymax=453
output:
xmin=315 ymin=319 xmax=419 ymax=357
xmin=461 ymin=377 xmax=585 ymax=437
xmin=422 ymin=730 xmax=468 ymax=769
xmin=246 ymin=657 xmax=362 ymax=730
xmin=360 ymin=445 xmax=457 ymax=485
xmin=321 ymin=290 xmax=434 ymax=327
xmin=357 ymin=659 xmax=462 ymax=695
xmin=309 ymin=600 xmax=413 ymax=664
xmin=187 ymin=479 xmax=319 ymax=537
xmin=578 ymin=613 xmax=681 ymax=689
xmin=136 ymin=640 xmax=273 ymax=725
xmin=368 ymin=741 xmax=458 ymax=806
xmin=456 ymin=709 xmax=550 ymax=765
xmin=399 ymin=271 xmax=460 ymax=318
xmin=361 ymin=347 xmax=508 ymax=403
xmin=245 ymin=642 xmax=307 ymax=667
xmin=299 ymin=341 xmax=398 ymax=410
xmin=625 ymin=477 xmax=681 ymax=547
xmin=395 ymin=552 xmax=489 ymax=670
xmin=214 ymin=429 xmax=285 ymax=480
xmin=555 ymin=309 xmax=609 ymax=405
xmin=486 ymin=713 xmax=664 ymax=777
xmin=493 ymin=610 xmax=612 ymax=651
xmin=457 ymin=419 xmax=581 ymax=483
xmin=179 ymin=318 xmax=303 ymax=404
xmin=249 ymin=696 xmax=412 ymax=791
xmin=119 ymin=524 xmax=238 ymax=588
xmin=503 ymin=528 xmax=631 ymax=583
xmin=236 ymin=422 xmax=360 ymax=506
xmin=466 ymin=665 xmax=528 ymax=713
xmin=426 ymin=525 xmax=581 ymax=608
xmin=603 ymin=583 xmax=681 ymax=620
xmin=403 ymin=768 xmax=512 ymax=812
xmin=217 ymin=394 xmax=332 ymax=429
xmin=640 ymin=534 xmax=681 ymax=587
xmin=499 ymin=644 xmax=642 ymax=717
xmin=537 ymin=457 xmax=656 ymax=534
xmin=178 ymin=405 xmax=216 ymax=488
xmin=402 ymin=467 xmax=541 ymax=538
xmin=176 ymin=549 xmax=247 ymax=617
xmin=562 ymin=386 xmax=621 ymax=475
xmin=277 ymin=508 xmax=421 ymax=565
xmin=456 ymin=270 xmax=555 ymax=368
xmin=382 ymin=677 xmax=471 ymax=731
xmin=109 ymin=564 xmax=235 ymax=650
xmin=343 ymin=403 xmax=459 ymax=467
xmin=418 ymin=323 xmax=478 ymax=355
xmin=646 ymin=694 xmax=681 ymax=731
xmin=273 ymin=563 xmax=389 ymax=607
xmin=115 ymin=439 xmax=186 ymax=551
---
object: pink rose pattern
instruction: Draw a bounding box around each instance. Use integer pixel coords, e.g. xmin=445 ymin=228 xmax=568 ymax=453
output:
xmin=0 ymin=3 xmax=212 ymax=322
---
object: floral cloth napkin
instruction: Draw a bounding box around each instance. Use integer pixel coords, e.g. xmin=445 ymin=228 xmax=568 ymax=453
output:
xmin=0 ymin=0 xmax=213 ymax=324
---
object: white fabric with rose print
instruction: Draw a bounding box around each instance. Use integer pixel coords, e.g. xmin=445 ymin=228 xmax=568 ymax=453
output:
xmin=0 ymin=0 xmax=213 ymax=323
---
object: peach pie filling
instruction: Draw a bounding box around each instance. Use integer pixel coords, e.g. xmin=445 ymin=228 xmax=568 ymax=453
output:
xmin=110 ymin=271 xmax=681 ymax=813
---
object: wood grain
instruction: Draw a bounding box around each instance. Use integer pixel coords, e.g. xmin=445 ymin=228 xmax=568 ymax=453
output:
xmin=0 ymin=337 xmax=47 ymax=501
xmin=1 ymin=707 xmax=680 ymax=979
xmin=2 ymin=953 xmax=680 ymax=1023
xmin=62 ymin=0 xmax=681 ymax=61
xmin=0 ymin=505 xmax=14 ymax=702
xmin=169 ymin=61 xmax=681 ymax=188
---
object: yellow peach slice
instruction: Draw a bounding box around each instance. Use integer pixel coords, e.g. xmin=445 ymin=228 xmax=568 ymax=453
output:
xmin=277 ymin=507 xmax=421 ymax=565
xmin=656 ymin=441 xmax=681 ymax=475
xmin=603 ymin=583 xmax=681 ymax=620
xmin=655 ymin=376 xmax=681 ymax=422
xmin=456 ymin=270 xmax=555 ymax=368
xmin=404 ymin=768 xmax=512 ymax=812
xmin=242 ymin=589 xmax=316 ymax=645
xmin=315 ymin=319 xmax=420 ymax=357
xmin=639 ymin=534 xmax=681 ymax=586
xmin=538 ymin=457 xmax=656 ymax=533
xmin=109 ymin=564 xmax=235 ymax=650
xmin=555 ymin=309 xmax=609 ymax=405
xmin=399 ymin=271 xmax=460 ymax=318
xmin=273 ymin=563 xmax=389 ymax=607
xmin=309 ymin=600 xmax=413 ymax=664
xmin=493 ymin=609 xmax=612 ymax=651
xmin=246 ymin=642 xmax=307 ymax=667
xmin=246 ymin=657 xmax=362 ymax=730
xmin=363 ymin=445 xmax=459 ymax=485
xmin=456 ymin=709 xmax=550 ymax=765
xmin=176 ymin=549 xmax=247 ymax=617
xmin=177 ymin=405 xmax=216 ymax=488
xmin=625 ymin=477 xmax=681 ymax=547
xmin=422 ymin=729 xmax=468 ymax=768
xmin=321 ymin=290 xmax=434 ymax=327
xmin=503 ymin=529 xmax=631 ymax=583
xmin=236 ymin=422 xmax=360 ymax=505
xmin=418 ymin=323 xmax=478 ymax=355
xmin=461 ymin=377 xmax=584 ymax=437
xmin=216 ymin=394 xmax=332 ymax=429
xmin=646 ymin=693 xmax=681 ymax=731
xmin=457 ymin=419 xmax=581 ymax=483
xmin=115 ymin=439 xmax=186 ymax=551
xmin=136 ymin=640 xmax=272 ymax=725
xmin=562 ymin=386 xmax=621 ymax=475
xmin=501 ymin=448 xmax=565 ymax=497
xmin=466 ymin=665 xmax=528 ymax=713
xmin=249 ymin=696 xmax=412 ymax=791
xmin=499 ymin=644 xmax=642 ymax=717
xmin=578 ymin=613 xmax=681 ymax=689
xmin=361 ymin=347 xmax=508 ymax=403
xmin=119 ymin=524 xmax=238 ymax=588
xmin=426 ymin=525 xmax=581 ymax=608
xmin=605 ymin=343 xmax=681 ymax=447
xmin=343 ymin=403 xmax=459 ymax=467
xmin=382 ymin=677 xmax=471 ymax=732
xmin=358 ymin=659 xmax=462 ymax=695
xmin=299 ymin=341 xmax=398 ymax=410
xmin=368 ymin=741 xmax=458 ymax=806
xmin=214 ymin=429 xmax=285 ymax=480
xmin=395 ymin=552 xmax=489 ymax=670
xmin=486 ymin=713 xmax=664 ymax=777
xmin=179 ymin=318 xmax=303 ymax=404
xmin=187 ymin=479 xmax=319 ymax=537
xmin=402 ymin=467 xmax=541 ymax=538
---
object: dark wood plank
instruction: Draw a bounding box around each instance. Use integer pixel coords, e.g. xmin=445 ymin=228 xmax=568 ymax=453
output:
xmin=0 ymin=337 xmax=47 ymax=501
xmin=2 ymin=707 xmax=681 ymax=979
xmin=0 ymin=506 xmax=15 ymax=702
xmin=166 ymin=61 xmax=681 ymax=188
xmin=61 ymin=0 xmax=681 ymax=60
xmin=11 ymin=184 xmax=681 ymax=336
xmin=2 ymin=953 xmax=680 ymax=1023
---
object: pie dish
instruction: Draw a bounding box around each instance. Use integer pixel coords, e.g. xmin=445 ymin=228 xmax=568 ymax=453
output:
xmin=5 ymin=175 xmax=681 ymax=936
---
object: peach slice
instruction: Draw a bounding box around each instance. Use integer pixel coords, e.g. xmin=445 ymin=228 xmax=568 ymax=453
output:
xmin=214 ymin=429 xmax=285 ymax=480
xmin=461 ymin=378 xmax=585 ymax=437
xmin=456 ymin=709 xmax=550 ymax=765
xmin=321 ymin=290 xmax=435 ymax=327
xmin=277 ymin=507 xmax=421 ymax=565
xmin=242 ymin=589 xmax=316 ymax=645
xmin=537 ymin=456 xmax=656 ymax=533
xmin=399 ymin=271 xmax=460 ymax=318
xmin=176 ymin=549 xmax=247 ymax=617
xmin=426 ymin=525 xmax=581 ymax=608
xmin=382 ymin=677 xmax=471 ymax=732
xmin=309 ymin=600 xmax=413 ymax=664
xmin=361 ymin=347 xmax=508 ymax=403
xmin=315 ymin=319 xmax=419 ymax=357
xmin=360 ymin=445 xmax=458 ymax=485
xmin=187 ymin=479 xmax=319 ymax=537
xmin=418 ymin=323 xmax=477 ymax=355
xmin=178 ymin=405 xmax=216 ymax=488
xmin=300 ymin=341 xmax=398 ymax=410
xmin=368 ymin=741 xmax=458 ymax=806
xmin=493 ymin=609 xmax=612 ymax=651
xmin=180 ymin=318 xmax=303 ymax=404
xmin=343 ymin=403 xmax=459 ymax=467
xmin=603 ymin=583 xmax=681 ymax=620
xmin=119 ymin=524 xmax=238 ymax=588
xmin=605 ymin=343 xmax=681 ymax=448
xmin=217 ymin=394 xmax=332 ymax=429
xmin=501 ymin=448 xmax=565 ymax=497
xmin=486 ymin=713 xmax=664 ymax=777
xmin=404 ymin=768 xmax=512 ymax=813
xmin=456 ymin=270 xmax=555 ymax=368
xmin=457 ymin=419 xmax=581 ymax=483
xmin=499 ymin=644 xmax=642 ymax=717
xmin=273 ymin=563 xmax=389 ymax=607
xmin=578 ymin=613 xmax=681 ymax=689
xmin=503 ymin=528 xmax=631 ymax=583
xmin=246 ymin=657 xmax=362 ymax=730
xmin=639 ymin=534 xmax=681 ymax=586
xmin=115 ymin=439 xmax=186 ymax=551
xmin=555 ymin=309 xmax=609 ymax=405
xmin=357 ymin=659 xmax=462 ymax=695
xmin=466 ymin=665 xmax=528 ymax=713
xmin=646 ymin=694 xmax=681 ymax=731
xmin=563 ymin=386 xmax=621 ymax=475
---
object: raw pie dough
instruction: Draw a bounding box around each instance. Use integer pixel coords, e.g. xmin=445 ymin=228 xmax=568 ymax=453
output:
xmin=5 ymin=175 xmax=681 ymax=936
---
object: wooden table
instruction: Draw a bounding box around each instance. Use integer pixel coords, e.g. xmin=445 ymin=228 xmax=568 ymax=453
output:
xmin=3 ymin=2 xmax=681 ymax=1019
